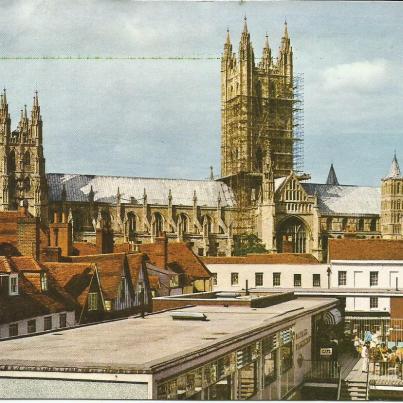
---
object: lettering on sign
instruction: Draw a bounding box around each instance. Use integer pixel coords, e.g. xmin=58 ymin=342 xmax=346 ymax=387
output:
xmin=320 ymin=348 xmax=333 ymax=356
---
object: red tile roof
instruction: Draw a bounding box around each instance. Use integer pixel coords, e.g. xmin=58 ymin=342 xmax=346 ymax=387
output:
xmin=202 ymin=253 xmax=320 ymax=265
xmin=44 ymin=262 xmax=96 ymax=308
xmin=9 ymin=256 xmax=44 ymax=272
xmin=140 ymin=242 xmax=211 ymax=279
xmin=148 ymin=275 xmax=160 ymax=289
xmin=0 ymin=256 xmax=14 ymax=273
xmin=73 ymin=242 xmax=97 ymax=256
xmin=69 ymin=253 xmax=126 ymax=300
xmin=329 ymin=239 xmax=403 ymax=261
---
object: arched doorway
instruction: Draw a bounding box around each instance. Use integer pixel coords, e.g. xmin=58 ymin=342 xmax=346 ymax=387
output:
xmin=277 ymin=216 xmax=309 ymax=253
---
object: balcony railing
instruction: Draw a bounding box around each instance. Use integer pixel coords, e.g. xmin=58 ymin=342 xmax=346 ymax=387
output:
xmin=368 ymin=361 xmax=403 ymax=386
xmin=302 ymin=360 xmax=340 ymax=383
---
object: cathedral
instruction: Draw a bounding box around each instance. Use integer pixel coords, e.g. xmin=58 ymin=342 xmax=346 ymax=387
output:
xmin=0 ymin=20 xmax=401 ymax=262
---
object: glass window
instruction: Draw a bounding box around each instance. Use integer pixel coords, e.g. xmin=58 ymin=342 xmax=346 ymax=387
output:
xmin=27 ymin=319 xmax=36 ymax=334
xmin=212 ymin=273 xmax=218 ymax=286
xmin=313 ymin=274 xmax=321 ymax=287
xmin=170 ymin=275 xmax=179 ymax=288
xmin=294 ymin=274 xmax=301 ymax=287
xmin=370 ymin=297 xmax=378 ymax=309
xmin=40 ymin=272 xmax=48 ymax=292
xmin=59 ymin=313 xmax=67 ymax=328
xmin=9 ymin=323 xmax=18 ymax=337
xmin=9 ymin=275 xmax=18 ymax=295
xmin=44 ymin=316 xmax=52 ymax=331
xmin=88 ymin=292 xmax=99 ymax=311
xmin=264 ymin=351 xmax=277 ymax=386
xmin=104 ymin=300 xmax=112 ymax=311
xmin=255 ymin=272 xmax=263 ymax=287
xmin=338 ymin=271 xmax=347 ymax=286
xmin=273 ymin=272 xmax=281 ymax=287
xmin=370 ymin=271 xmax=378 ymax=287
xmin=231 ymin=273 xmax=239 ymax=286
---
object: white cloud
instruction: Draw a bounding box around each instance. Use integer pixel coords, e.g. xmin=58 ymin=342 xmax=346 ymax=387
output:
xmin=322 ymin=59 xmax=389 ymax=92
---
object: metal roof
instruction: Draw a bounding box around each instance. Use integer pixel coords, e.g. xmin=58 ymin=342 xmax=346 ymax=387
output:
xmin=46 ymin=173 xmax=236 ymax=208
xmin=301 ymin=183 xmax=381 ymax=216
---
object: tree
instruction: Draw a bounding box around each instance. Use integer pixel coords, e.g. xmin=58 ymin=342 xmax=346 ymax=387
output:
xmin=233 ymin=233 xmax=268 ymax=256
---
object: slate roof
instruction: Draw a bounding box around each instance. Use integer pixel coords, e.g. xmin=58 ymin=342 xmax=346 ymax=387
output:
xmin=301 ymin=183 xmax=381 ymax=216
xmin=329 ymin=239 xmax=403 ymax=261
xmin=46 ymin=173 xmax=236 ymax=207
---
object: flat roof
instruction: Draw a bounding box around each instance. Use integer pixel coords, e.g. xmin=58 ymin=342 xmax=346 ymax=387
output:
xmin=249 ymin=288 xmax=403 ymax=296
xmin=0 ymin=297 xmax=337 ymax=374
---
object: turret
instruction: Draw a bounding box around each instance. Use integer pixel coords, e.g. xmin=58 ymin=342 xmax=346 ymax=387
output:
xmin=261 ymin=34 xmax=271 ymax=69
xmin=278 ymin=21 xmax=293 ymax=82
xmin=326 ymin=163 xmax=339 ymax=186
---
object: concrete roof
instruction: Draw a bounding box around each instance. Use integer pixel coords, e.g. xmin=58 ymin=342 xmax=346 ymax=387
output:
xmin=46 ymin=173 xmax=236 ymax=207
xmin=0 ymin=297 xmax=336 ymax=373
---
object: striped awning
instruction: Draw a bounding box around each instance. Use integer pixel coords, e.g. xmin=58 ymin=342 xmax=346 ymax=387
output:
xmin=323 ymin=308 xmax=342 ymax=326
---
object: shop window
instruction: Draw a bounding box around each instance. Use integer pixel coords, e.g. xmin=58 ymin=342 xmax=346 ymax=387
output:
xmin=370 ymin=271 xmax=378 ymax=286
xmin=280 ymin=336 xmax=293 ymax=374
xmin=273 ymin=272 xmax=281 ymax=287
xmin=370 ymin=297 xmax=378 ymax=309
xmin=231 ymin=272 xmax=239 ymax=286
xmin=255 ymin=272 xmax=263 ymax=287
xmin=9 ymin=323 xmax=18 ymax=337
xmin=27 ymin=319 xmax=36 ymax=334
xmin=294 ymin=274 xmax=301 ymax=287
xmin=88 ymin=292 xmax=99 ymax=311
xmin=313 ymin=274 xmax=321 ymax=287
xmin=59 ymin=313 xmax=67 ymax=328
xmin=338 ymin=271 xmax=347 ymax=286
xmin=44 ymin=316 xmax=52 ymax=331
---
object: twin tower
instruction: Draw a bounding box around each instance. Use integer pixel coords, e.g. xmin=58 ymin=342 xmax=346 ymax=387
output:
xmin=220 ymin=19 xmax=295 ymax=221
xmin=0 ymin=90 xmax=48 ymax=221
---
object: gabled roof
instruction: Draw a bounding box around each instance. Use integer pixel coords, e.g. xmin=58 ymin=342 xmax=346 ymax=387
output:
xmin=329 ymin=239 xmax=403 ymax=261
xmin=70 ymin=253 xmax=126 ymax=300
xmin=9 ymin=256 xmax=44 ymax=272
xmin=46 ymin=173 xmax=236 ymax=207
xmin=301 ymin=183 xmax=380 ymax=216
xmin=139 ymin=242 xmax=212 ymax=279
xmin=44 ymin=262 xmax=96 ymax=308
xmin=0 ymin=256 xmax=14 ymax=273
xmin=202 ymin=253 xmax=319 ymax=265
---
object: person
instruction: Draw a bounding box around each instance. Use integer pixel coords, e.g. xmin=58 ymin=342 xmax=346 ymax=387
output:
xmin=361 ymin=343 xmax=369 ymax=372
xmin=354 ymin=336 xmax=361 ymax=358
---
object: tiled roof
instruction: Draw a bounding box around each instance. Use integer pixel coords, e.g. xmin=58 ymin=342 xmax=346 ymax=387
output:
xmin=73 ymin=242 xmax=97 ymax=256
xmin=329 ymin=239 xmax=403 ymax=261
xmin=0 ymin=256 xmax=14 ymax=273
xmin=202 ymin=253 xmax=320 ymax=265
xmin=301 ymin=183 xmax=380 ymax=216
xmin=0 ymin=210 xmax=26 ymax=252
xmin=140 ymin=242 xmax=212 ymax=278
xmin=0 ymin=262 xmax=76 ymax=325
xmin=9 ymin=256 xmax=44 ymax=272
xmin=70 ymin=253 xmax=126 ymax=300
xmin=44 ymin=262 xmax=95 ymax=308
xmin=46 ymin=173 xmax=236 ymax=208
xmin=148 ymin=275 xmax=160 ymax=289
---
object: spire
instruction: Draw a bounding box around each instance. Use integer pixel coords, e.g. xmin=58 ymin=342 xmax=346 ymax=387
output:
xmin=264 ymin=33 xmax=269 ymax=49
xmin=243 ymin=15 xmax=248 ymax=34
xmin=33 ymin=90 xmax=39 ymax=107
xmin=326 ymin=163 xmax=340 ymax=186
xmin=385 ymin=152 xmax=401 ymax=179
xmin=283 ymin=20 xmax=289 ymax=39
xmin=226 ymin=28 xmax=231 ymax=45
xmin=24 ymin=104 xmax=28 ymax=119
xmin=262 ymin=33 xmax=271 ymax=67
xmin=240 ymin=16 xmax=250 ymax=46
xmin=2 ymin=88 xmax=7 ymax=105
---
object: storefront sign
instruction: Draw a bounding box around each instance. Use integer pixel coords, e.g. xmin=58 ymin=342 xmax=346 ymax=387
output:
xmin=320 ymin=347 xmax=333 ymax=356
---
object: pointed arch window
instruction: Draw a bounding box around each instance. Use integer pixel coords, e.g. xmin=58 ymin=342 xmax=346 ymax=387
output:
xmin=370 ymin=218 xmax=377 ymax=232
xmin=178 ymin=213 xmax=189 ymax=236
xmin=202 ymin=215 xmax=212 ymax=237
xmin=127 ymin=213 xmax=137 ymax=241
xmin=8 ymin=150 xmax=16 ymax=172
xmin=255 ymin=147 xmax=263 ymax=172
xmin=358 ymin=218 xmax=365 ymax=232
xmin=152 ymin=213 xmax=164 ymax=237
xmin=23 ymin=151 xmax=30 ymax=170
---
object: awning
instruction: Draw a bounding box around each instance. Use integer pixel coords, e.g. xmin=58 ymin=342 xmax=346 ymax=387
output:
xmin=323 ymin=308 xmax=342 ymax=326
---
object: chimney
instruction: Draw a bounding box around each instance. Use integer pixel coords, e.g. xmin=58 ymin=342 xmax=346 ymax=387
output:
xmin=154 ymin=232 xmax=168 ymax=269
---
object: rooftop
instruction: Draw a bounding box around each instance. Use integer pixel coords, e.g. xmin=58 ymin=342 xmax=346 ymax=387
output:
xmin=0 ymin=297 xmax=337 ymax=373
xmin=202 ymin=253 xmax=319 ymax=265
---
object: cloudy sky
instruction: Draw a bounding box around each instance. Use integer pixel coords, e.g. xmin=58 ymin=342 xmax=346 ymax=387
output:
xmin=0 ymin=1 xmax=402 ymax=186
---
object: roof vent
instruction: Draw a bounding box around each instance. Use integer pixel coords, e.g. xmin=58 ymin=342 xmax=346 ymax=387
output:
xmin=171 ymin=311 xmax=207 ymax=321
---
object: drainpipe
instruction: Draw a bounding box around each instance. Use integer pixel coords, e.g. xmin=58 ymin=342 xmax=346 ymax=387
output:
xmin=245 ymin=279 xmax=249 ymax=296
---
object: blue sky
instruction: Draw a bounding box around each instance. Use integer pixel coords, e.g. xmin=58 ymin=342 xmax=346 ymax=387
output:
xmin=0 ymin=1 xmax=402 ymax=186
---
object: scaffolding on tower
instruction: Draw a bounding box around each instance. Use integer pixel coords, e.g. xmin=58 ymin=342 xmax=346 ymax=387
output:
xmin=293 ymin=73 xmax=304 ymax=174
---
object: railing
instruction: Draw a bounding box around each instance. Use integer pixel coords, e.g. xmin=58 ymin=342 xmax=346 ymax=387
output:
xmin=368 ymin=361 xmax=403 ymax=386
xmin=303 ymin=360 xmax=340 ymax=383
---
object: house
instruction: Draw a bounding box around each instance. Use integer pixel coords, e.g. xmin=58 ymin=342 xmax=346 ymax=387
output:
xmin=0 ymin=256 xmax=76 ymax=339
xmin=139 ymin=235 xmax=212 ymax=296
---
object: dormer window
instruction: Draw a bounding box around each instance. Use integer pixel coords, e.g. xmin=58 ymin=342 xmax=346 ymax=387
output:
xmin=40 ymin=272 xmax=48 ymax=292
xmin=9 ymin=274 xmax=18 ymax=296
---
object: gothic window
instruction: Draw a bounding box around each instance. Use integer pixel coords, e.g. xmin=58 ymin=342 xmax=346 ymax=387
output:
xmin=202 ymin=215 xmax=212 ymax=236
xmin=23 ymin=177 xmax=30 ymax=192
xmin=152 ymin=212 xmax=164 ymax=237
xmin=8 ymin=150 xmax=16 ymax=172
xmin=178 ymin=213 xmax=189 ymax=236
xmin=23 ymin=151 xmax=30 ymax=169
xmin=101 ymin=209 xmax=112 ymax=227
xmin=370 ymin=218 xmax=377 ymax=232
xmin=397 ymin=183 xmax=400 ymax=194
xmin=127 ymin=213 xmax=137 ymax=240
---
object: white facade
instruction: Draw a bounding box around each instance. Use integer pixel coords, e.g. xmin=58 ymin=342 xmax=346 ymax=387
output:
xmin=208 ymin=263 xmax=328 ymax=291
xmin=0 ymin=311 xmax=76 ymax=340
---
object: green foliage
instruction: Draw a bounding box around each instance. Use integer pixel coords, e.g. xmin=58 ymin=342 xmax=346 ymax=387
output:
xmin=233 ymin=233 xmax=268 ymax=256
